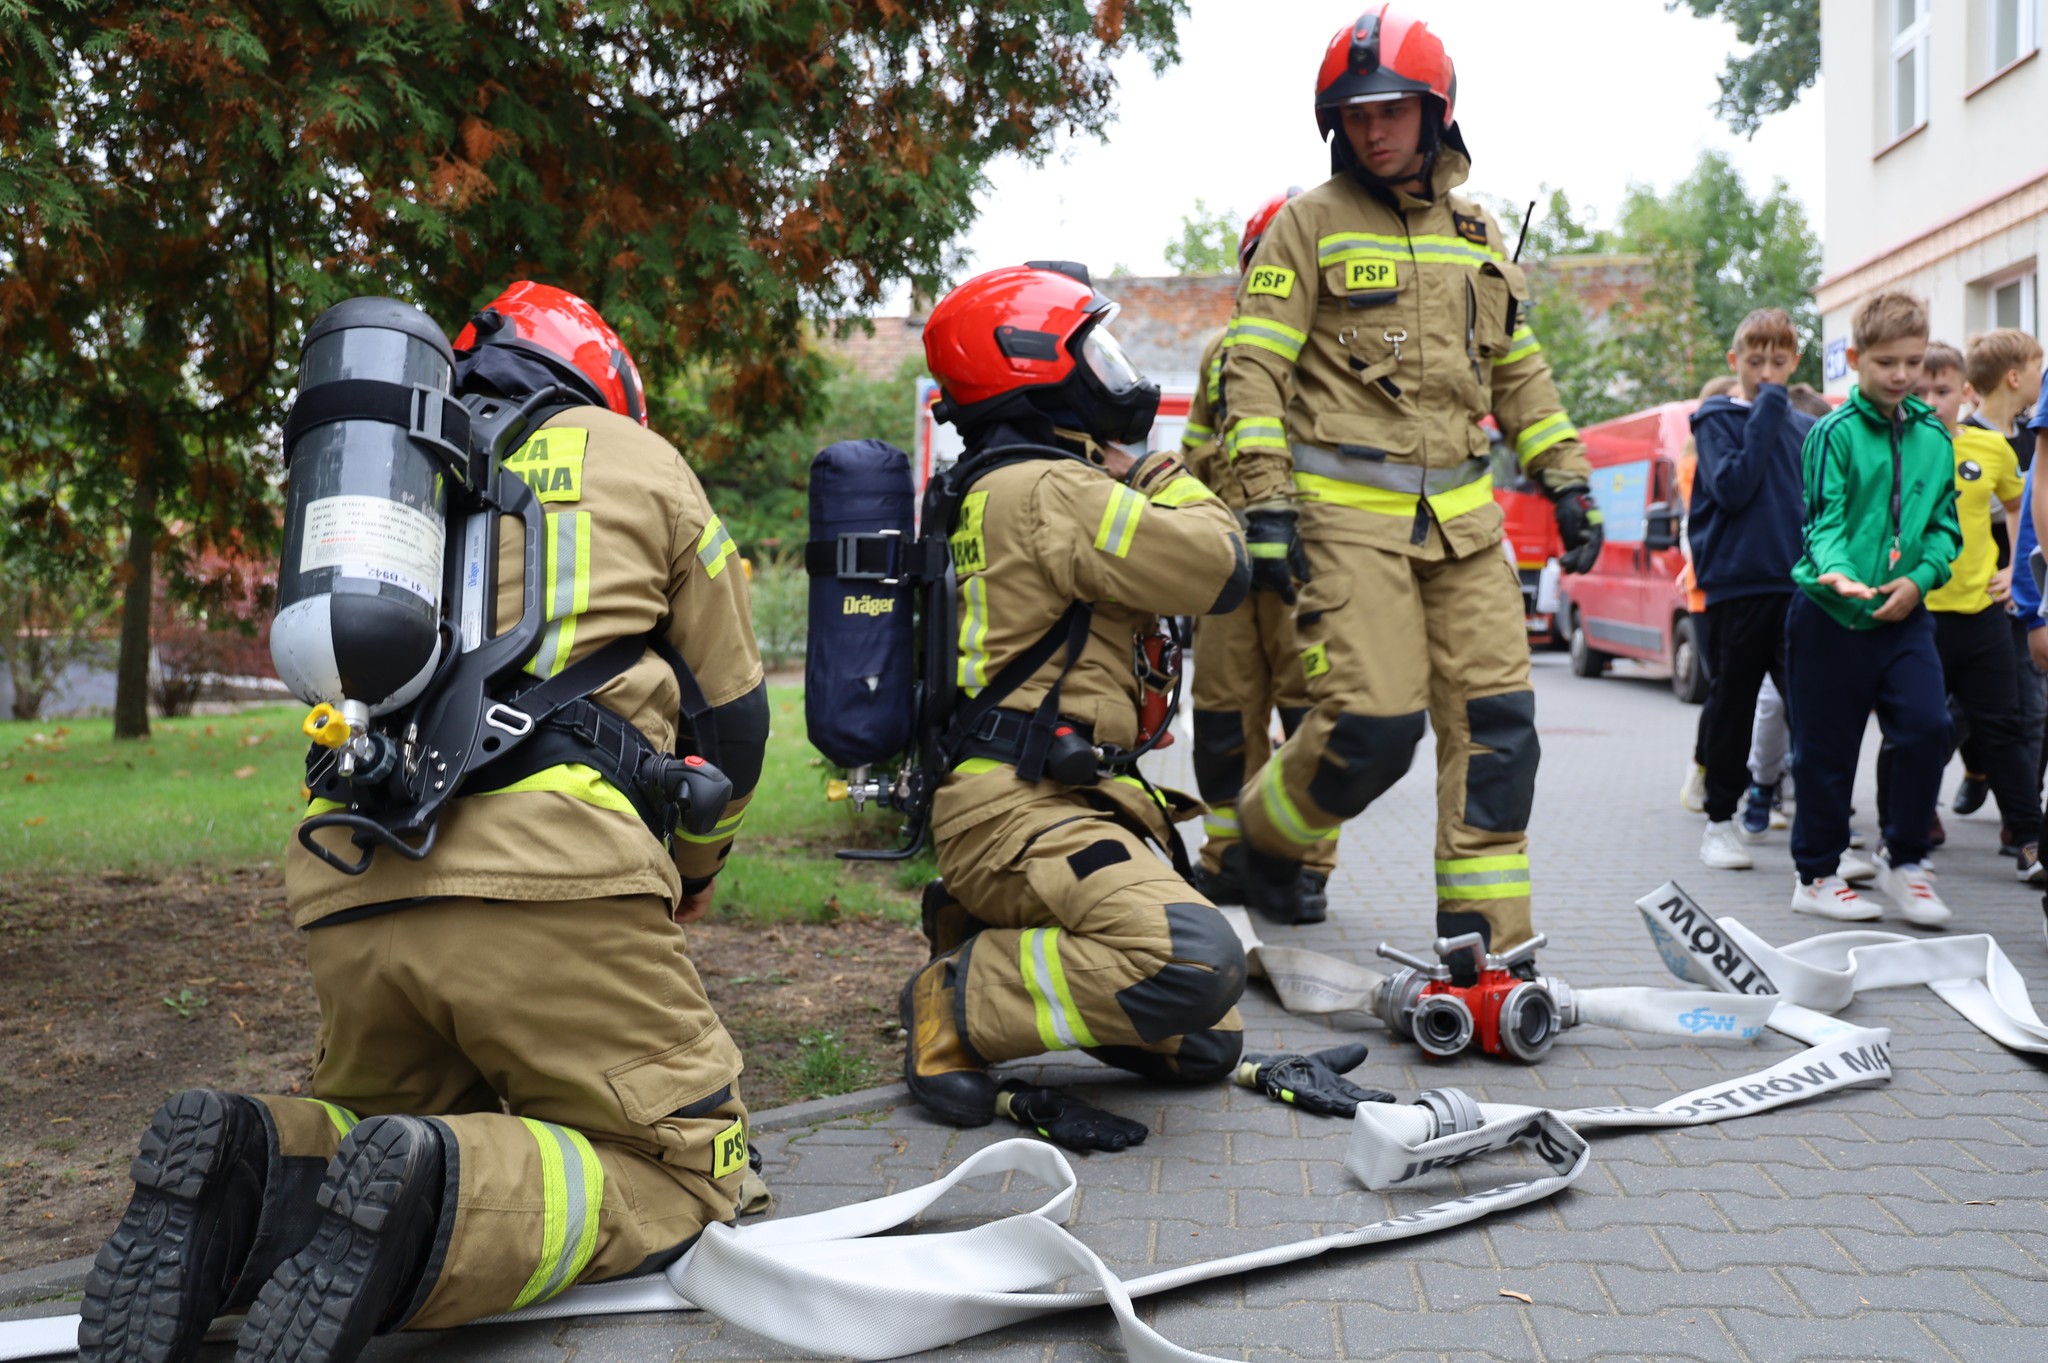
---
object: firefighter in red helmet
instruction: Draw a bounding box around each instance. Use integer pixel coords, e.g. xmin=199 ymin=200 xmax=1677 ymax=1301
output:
xmin=900 ymin=261 xmax=1257 ymax=1140
xmin=83 ymin=282 xmax=770 ymax=1363
xmin=1220 ymin=8 xmax=1602 ymax=962
xmin=1179 ymin=189 xmax=1341 ymax=923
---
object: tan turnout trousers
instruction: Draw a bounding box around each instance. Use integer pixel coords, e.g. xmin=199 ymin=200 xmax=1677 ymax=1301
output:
xmin=1237 ymin=518 xmax=1539 ymax=949
xmin=249 ymin=895 xmax=748 ymax=1329
xmin=934 ymin=765 xmax=1248 ymax=1082
xmin=1189 ymin=591 xmax=1336 ymax=877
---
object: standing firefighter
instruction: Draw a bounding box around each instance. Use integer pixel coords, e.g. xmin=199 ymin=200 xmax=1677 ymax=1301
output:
xmin=81 ymin=284 xmax=770 ymax=1363
xmin=1184 ymin=188 xmax=1341 ymax=923
xmin=901 ymin=263 xmax=1256 ymax=1134
xmin=1223 ymin=8 xmax=1602 ymax=953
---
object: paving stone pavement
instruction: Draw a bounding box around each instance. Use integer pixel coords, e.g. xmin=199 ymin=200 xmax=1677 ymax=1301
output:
xmin=16 ymin=656 xmax=2048 ymax=1362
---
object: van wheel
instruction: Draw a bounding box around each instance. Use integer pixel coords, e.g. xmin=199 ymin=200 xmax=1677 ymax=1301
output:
xmin=1568 ymin=609 xmax=1611 ymax=678
xmin=1671 ymin=615 xmax=1710 ymax=704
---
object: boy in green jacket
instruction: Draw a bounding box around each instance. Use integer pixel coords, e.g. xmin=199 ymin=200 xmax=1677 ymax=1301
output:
xmin=1787 ymin=290 xmax=1963 ymax=927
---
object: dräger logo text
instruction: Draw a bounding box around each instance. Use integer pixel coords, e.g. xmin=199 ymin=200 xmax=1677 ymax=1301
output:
xmin=843 ymin=595 xmax=896 ymax=617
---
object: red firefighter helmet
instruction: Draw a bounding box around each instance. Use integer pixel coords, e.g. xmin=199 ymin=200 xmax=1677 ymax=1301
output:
xmin=452 ymin=281 xmax=646 ymax=425
xmin=922 ymin=263 xmax=1159 ymax=445
xmin=1239 ymin=187 xmax=1303 ymax=272
xmin=1314 ymin=6 xmax=1456 ymax=140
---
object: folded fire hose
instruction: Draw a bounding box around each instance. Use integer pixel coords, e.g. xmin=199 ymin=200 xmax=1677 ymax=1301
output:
xmin=6 ymin=881 xmax=2044 ymax=1363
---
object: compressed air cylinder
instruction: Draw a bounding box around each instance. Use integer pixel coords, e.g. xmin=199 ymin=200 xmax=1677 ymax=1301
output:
xmin=804 ymin=440 xmax=916 ymax=769
xmin=270 ymin=298 xmax=452 ymax=716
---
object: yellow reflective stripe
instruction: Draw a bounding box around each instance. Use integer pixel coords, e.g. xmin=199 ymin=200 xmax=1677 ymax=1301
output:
xmin=1316 ymin=232 xmax=1409 ymax=263
xmin=1225 ymin=317 xmax=1308 ymax=362
xmin=1258 ymin=750 xmax=1339 ymax=847
xmin=1093 ymin=485 xmax=1146 ymax=558
xmin=1317 ymin=233 xmax=1500 ymax=271
xmin=475 ymin=762 xmax=638 ymax=816
xmin=1228 ymin=416 xmax=1289 ymax=461
xmin=512 ymin=1118 xmax=604 ymax=1310
xmin=1293 ymin=471 xmax=1418 ymax=516
xmin=1516 ymin=413 xmax=1578 ymax=466
xmin=304 ymin=797 xmax=347 ymax=818
xmin=1110 ymin=772 xmax=1171 ymax=810
xmin=1181 ymin=421 xmax=1214 ymax=450
xmin=1428 ymin=473 xmax=1496 ymax=521
xmin=1435 ymin=853 xmax=1530 ymax=899
xmin=1496 ymin=325 xmax=1541 ymax=366
xmin=1202 ymin=804 xmax=1241 ymax=841
xmin=957 ymin=573 xmax=990 ymax=692
xmin=1149 ymin=475 xmax=1217 ymax=507
xmin=675 ymin=805 xmax=748 ymax=845
xmin=1020 ymin=926 xmax=1098 ymax=1051
xmin=530 ymin=510 xmax=593 ymax=679
xmin=313 ymin=1101 xmax=358 ymax=1138
xmin=953 ymin=757 xmax=1006 ymax=776
xmin=1437 ymin=854 xmax=1529 ymax=874
xmin=696 ymin=516 xmax=738 ymax=579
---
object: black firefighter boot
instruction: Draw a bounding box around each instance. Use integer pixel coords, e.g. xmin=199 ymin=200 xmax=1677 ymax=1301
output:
xmin=1223 ymin=843 xmax=1325 ymax=926
xmin=80 ymin=1090 xmax=326 ymax=1363
xmin=900 ymin=954 xmax=997 ymax=1126
xmin=234 ymin=1115 xmax=447 ymax=1363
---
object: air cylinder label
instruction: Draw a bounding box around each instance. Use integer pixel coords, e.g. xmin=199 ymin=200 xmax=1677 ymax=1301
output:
xmin=299 ymin=495 xmax=444 ymax=607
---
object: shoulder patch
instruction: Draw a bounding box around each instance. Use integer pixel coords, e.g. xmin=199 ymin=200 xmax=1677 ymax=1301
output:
xmin=1245 ymin=265 xmax=1295 ymax=299
xmin=1453 ymin=212 xmax=1489 ymax=247
xmin=506 ymin=428 xmax=587 ymax=504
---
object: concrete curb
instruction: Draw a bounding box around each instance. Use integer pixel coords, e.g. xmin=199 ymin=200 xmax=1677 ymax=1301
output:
xmin=0 ymin=1082 xmax=910 ymax=1310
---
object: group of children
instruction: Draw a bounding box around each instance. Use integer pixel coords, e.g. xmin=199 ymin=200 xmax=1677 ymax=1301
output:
xmin=1680 ymin=290 xmax=2048 ymax=930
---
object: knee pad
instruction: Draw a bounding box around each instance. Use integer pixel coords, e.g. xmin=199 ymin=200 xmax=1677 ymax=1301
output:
xmin=1191 ymin=709 xmax=1248 ymax=800
xmin=1465 ymin=691 xmax=1539 ymax=832
xmin=1113 ymin=903 xmax=1249 ymax=1043
xmin=1306 ymin=710 xmax=1426 ymax=820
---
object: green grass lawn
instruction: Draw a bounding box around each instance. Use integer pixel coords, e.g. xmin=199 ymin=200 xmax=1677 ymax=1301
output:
xmin=0 ymin=685 xmax=932 ymax=923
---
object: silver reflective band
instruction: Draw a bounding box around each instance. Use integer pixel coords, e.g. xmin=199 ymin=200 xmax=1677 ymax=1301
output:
xmin=1290 ymin=442 xmax=1489 ymax=497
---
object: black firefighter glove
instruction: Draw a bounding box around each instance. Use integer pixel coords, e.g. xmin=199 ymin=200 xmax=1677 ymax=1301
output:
xmin=1551 ymin=484 xmax=1605 ymax=575
xmin=1233 ymin=1042 xmax=1396 ymax=1117
xmin=1244 ymin=505 xmax=1309 ymax=604
xmin=996 ymin=1082 xmax=1149 ymax=1153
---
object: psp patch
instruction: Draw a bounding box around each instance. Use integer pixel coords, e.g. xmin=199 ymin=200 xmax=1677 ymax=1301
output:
xmin=1344 ymin=259 xmax=1398 ymax=292
xmin=1453 ymin=212 xmax=1489 ymax=246
xmin=506 ymin=427 xmax=587 ymax=504
xmin=1245 ymin=265 xmax=1296 ymax=299
xmin=711 ymin=1118 xmax=748 ymax=1179
xmin=1301 ymin=642 xmax=1330 ymax=681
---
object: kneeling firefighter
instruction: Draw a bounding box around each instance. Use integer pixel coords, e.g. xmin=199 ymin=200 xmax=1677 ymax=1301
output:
xmin=1222 ymin=8 xmax=1603 ymax=959
xmin=81 ymin=283 xmax=770 ymax=1363
xmin=901 ymin=263 xmax=1256 ymax=1130
xmin=1182 ymin=187 xmax=1341 ymax=923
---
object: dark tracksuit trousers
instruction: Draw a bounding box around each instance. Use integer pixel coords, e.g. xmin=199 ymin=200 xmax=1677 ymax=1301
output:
xmin=1700 ymin=593 xmax=1788 ymax=822
xmin=1874 ymin=606 xmax=2042 ymax=839
xmin=1786 ymin=592 xmax=1952 ymax=880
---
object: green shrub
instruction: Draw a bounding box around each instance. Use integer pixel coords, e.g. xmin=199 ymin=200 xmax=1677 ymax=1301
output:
xmin=748 ymin=552 xmax=807 ymax=670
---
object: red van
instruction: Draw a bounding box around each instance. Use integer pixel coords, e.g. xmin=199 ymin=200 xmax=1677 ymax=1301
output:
xmin=1555 ymin=400 xmax=1708 ymax=703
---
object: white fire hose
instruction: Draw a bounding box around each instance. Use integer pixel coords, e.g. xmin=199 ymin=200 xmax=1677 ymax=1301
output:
xmin=5 ymin=881 xmax=2043 ymax=1363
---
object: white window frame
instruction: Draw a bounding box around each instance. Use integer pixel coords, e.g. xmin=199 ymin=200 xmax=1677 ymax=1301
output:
xmin=1991 ymin=273 xmax=2039 ymax=335
xmin=1890 ymin=0 xmax=1932 ymax=142
xmin=1988 ymin=0 xmax=2041 ymax=75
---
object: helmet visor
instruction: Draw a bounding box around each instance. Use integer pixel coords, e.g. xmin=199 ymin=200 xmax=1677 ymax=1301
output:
xmin=1079 ymin=324 xmax=1144 ymax=396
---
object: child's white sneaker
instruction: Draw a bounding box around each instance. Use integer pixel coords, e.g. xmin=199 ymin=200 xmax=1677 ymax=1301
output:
xmin=1791 ymin=875 xmax=1881 ymax=921
xmin=1836 ymin=850 xmax=1878 ymax=882
xmin=1876 ymin=861 xmax=1951 ymax=927
xmin=1700 ymin=821 xmax=1753 ymax=870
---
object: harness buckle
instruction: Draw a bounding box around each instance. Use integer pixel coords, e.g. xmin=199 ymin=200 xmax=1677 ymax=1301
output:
xmin=836 ymin=531 xmax=904 ymax=583
xmin=484 ymin=702 xmax=534 ymax=738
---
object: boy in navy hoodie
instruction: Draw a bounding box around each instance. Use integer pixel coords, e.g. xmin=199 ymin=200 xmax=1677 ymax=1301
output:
xmin=1687 ymin=309 xmax=1818 ymax=872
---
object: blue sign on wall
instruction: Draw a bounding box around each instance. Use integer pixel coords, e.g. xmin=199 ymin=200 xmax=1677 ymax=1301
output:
xmin=1824 ymin=337 xmax=1850 ymax=383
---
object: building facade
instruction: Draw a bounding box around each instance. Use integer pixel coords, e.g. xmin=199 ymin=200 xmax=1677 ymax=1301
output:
xmin=1817 ymin=0 xmax=2048 ymax=390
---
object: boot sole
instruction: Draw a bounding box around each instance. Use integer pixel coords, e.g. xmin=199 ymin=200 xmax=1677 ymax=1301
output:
xmin=79 ymin=1089 xmax=245 ymax=1363
xmin=898 ymin=974 xmax=995 ymax=1128
xmin=234 ymin=1117 xmax=436 ymax=1363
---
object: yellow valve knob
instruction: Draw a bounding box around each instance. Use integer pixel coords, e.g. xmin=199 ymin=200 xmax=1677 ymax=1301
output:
xmin=304 ymin=703 xmax=349 ymax=748
xmin=825 ymin=779 xmax=850 ymax=803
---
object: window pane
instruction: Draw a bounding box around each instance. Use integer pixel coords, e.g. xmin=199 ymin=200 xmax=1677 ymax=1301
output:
xmin=1894 ymin=48 xmax=1919 ymax=135
xmin=1995 ymin=0 xmax=2019 ymax=68
xmin=1995 ymin=281 xmax=2020 ymax=330
xmin=1895 ymin=0 xmax=1919 ymax=35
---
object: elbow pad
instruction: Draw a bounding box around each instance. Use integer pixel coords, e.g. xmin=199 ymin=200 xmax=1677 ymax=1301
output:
xmin=703 ymin=680 xmax=769 ymax=799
